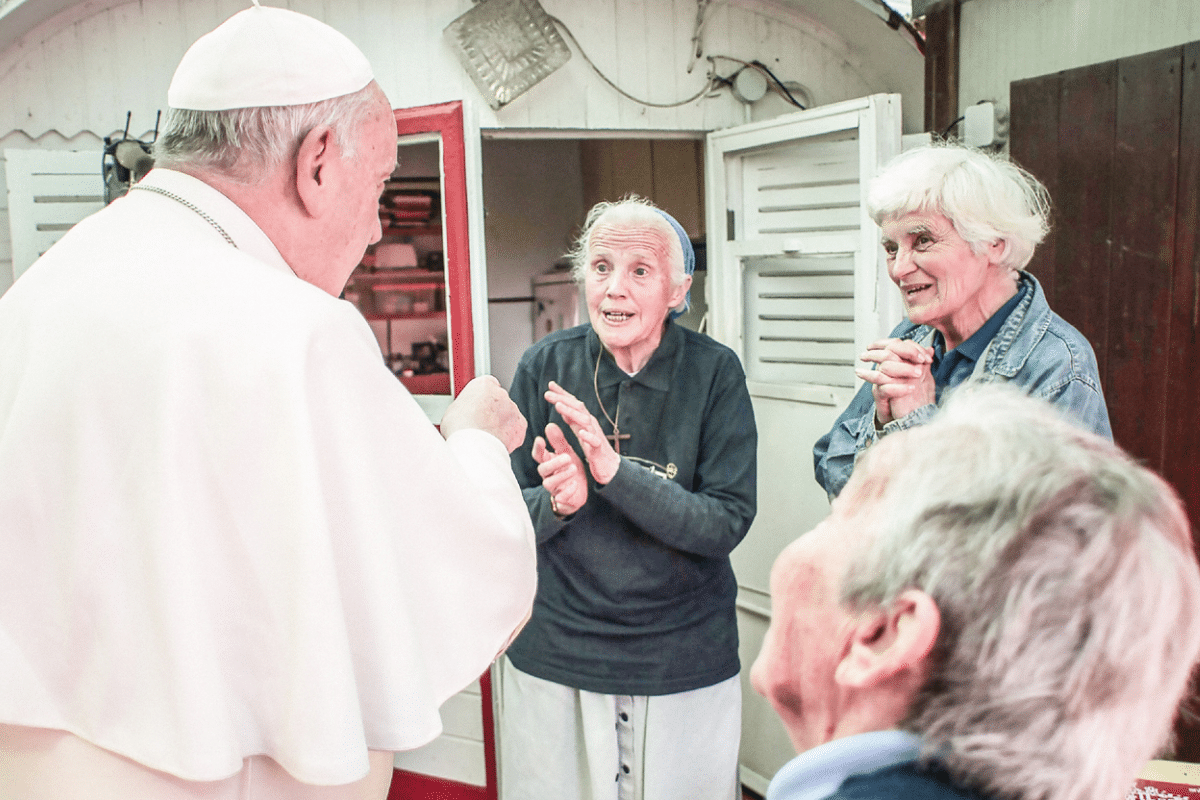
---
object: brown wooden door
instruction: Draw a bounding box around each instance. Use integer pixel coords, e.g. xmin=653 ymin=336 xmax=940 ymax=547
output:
xmin=1011 ymin=41 xmax=1200 ymax=760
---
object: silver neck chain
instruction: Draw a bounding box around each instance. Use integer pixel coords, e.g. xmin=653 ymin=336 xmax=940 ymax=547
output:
xmin=129 ymin=184 xmax=237 ymax=248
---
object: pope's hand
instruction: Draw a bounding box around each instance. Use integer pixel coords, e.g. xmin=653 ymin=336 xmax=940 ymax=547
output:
xmin=440 ymin=375 xmax=528 ymax=453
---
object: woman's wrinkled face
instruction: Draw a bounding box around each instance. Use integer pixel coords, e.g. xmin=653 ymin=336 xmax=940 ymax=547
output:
xmin=584 ymin=220 xmax=689 ymax=372
xmin=881 ymin=210 xmax=1004 ymax=347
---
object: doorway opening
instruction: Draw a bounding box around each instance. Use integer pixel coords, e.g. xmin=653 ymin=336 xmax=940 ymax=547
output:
xmin=480 ymin=135 xmax=708 ymax=388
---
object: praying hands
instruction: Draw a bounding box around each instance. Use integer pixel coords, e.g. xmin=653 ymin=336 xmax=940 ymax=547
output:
xmin=853 ymin=338 xmax=935 ymax=426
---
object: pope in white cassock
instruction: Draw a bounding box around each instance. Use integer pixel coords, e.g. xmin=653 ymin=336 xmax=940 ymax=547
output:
xmin=0 ymin=5 xmax=537 ymax=799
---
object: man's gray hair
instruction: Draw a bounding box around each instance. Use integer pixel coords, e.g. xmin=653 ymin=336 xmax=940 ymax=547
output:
xmin=565 ymin=195 xmax=689 ymax=315
xmin=153 ymin=84 xmax=381 ymax=183
xmin=841 ymin=385 xmax=1200 ymax=800
xmin=866 ymin=143 xmax=1051 ymax=271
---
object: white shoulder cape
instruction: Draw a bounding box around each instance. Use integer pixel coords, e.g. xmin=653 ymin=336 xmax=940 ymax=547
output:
xmin=0 ymin=170 xmax=536 ymax=785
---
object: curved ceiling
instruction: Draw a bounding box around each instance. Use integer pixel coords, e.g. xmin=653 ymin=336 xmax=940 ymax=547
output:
xmin=0 ymin=0 xmax=922 ymax=64
xmin=0 ymin=0 xmax=81 ymax=56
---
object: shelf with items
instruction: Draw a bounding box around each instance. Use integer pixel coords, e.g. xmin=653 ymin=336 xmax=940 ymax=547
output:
xmin=344 ymin=270 xmax=446 ymax=319
xmin=396 ymin=371 xmax=451 ymax=395
xmin=361 ymin=177 xmax=445 ymax=274
xmin=343 ymin=270 xmax=451 ymax=390
xmin=379 ymin=176 xmax=441 ymax=231
xmin=381 ymin=224 xmax=442 ymax=239
xmin=342 ymin=171 xmax=453 ymax=395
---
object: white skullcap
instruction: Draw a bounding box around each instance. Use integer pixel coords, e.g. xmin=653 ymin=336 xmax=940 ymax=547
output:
xmin=168 ymin=3 xmax=374 ymax=111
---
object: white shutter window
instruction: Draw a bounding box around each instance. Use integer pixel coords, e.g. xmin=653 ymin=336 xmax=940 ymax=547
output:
xmin=706 ymin=99 xmax=902 ymax=399
xmin=741 ymin=133 xmax=861 ymax=239
xmin=4 ymin=149 xmax=104 ymax=282
xmin=742 ymin=253 xmax=856 ymax=388
xmin=703 ymin=94 xmax=904 ymax=798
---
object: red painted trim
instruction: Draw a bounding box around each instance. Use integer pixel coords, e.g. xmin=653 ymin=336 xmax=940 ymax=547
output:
xmin=388 ymin=769 xmax=487 ymax=800
xmin=389 ymin=104 xmax=496 ymax=798
xmin=393 ymin=101 xmax=474 ymax=397
xmin=479 ymin=669 xmax=498 ymax=800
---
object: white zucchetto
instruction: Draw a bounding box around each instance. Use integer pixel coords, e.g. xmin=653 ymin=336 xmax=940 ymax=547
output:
xmin=167 ymin=3 xmax=373 ymax=111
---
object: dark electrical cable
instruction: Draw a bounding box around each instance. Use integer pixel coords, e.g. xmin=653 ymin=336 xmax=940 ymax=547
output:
xmin=549 ymin=15 xmax=718 ymax=108
xmin=750 ymin=60 xmax=807 ymax=109
xmin=547 ymin=15 xmax=813 ymax=112
xmin=708 ymin=55 xmax=807 ymax=109
xmin=940 ymin=114 xmax=966 ymax=138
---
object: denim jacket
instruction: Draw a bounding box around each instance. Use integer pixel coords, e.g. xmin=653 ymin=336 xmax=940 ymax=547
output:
xmin=813 ymin=272 xmax=1112 ymax=499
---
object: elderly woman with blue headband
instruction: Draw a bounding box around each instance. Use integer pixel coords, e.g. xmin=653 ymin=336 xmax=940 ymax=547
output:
xmin=814 ymin=143 xmax=1112 ymax=499
xmin=499 ymin=196 xmax=758 ymax=800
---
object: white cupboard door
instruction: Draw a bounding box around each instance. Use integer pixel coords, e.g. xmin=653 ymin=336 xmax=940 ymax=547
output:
xmin=704 ymin=94 xmax=903 ymax=795
xmin=4 ymin=149 xmax=104 ymax=284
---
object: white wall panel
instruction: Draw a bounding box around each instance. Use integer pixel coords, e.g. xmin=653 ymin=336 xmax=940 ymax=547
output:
xmin=733 ymin=391 xmax=844 ymax=794
xmin=0 ymin=0 xmax=921 ymax=141
xmin=0 ymin=154 xmax=11 ymax=296
xmin=393 ymin=680 xmax=488 ymax=787
xmin=960 ymin=0 xmax=1200 ymax=113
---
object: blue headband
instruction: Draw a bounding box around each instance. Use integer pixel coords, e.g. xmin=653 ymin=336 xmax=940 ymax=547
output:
xmin=652 ymin=208 xmax=695 ymax=319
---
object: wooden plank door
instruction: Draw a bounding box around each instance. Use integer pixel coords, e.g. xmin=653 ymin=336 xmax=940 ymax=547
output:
xmin=1011 ymin=40 xmax=1200 ymax=761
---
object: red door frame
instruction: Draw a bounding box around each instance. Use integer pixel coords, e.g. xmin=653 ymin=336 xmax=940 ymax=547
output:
xmin=388 ymin=101 xmax=499 ymax=800
xmin=393 ymin=101 xmax=475 ymax=397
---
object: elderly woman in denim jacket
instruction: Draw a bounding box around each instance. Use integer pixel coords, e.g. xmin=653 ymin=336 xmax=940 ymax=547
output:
xmin=813 ymin=143 xmax=1112 ymax=499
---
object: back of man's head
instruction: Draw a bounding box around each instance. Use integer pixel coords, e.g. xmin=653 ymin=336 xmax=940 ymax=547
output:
xmin=152 ymin=3 xmax=379 ymax=183
xmin=841 ymin=385 xmax=1200 ymax=800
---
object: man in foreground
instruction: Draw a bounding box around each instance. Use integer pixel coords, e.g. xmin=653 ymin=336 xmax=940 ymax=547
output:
xmin=755 ymin=385 xmax=1200 ymax=800
xmin=0 ymin=5 xmax=535 ymax=798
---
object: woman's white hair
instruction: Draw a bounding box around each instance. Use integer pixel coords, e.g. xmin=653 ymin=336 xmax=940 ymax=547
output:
xmin=152 ymin=83 xmax=381 ymax=184
xmin=565 ymin=194 xmax=690 ymax=315
xmin=866 ymin=143 xmax=1051 ymax=271
xmin=839 ymin=385 xmax=1200 ymax=800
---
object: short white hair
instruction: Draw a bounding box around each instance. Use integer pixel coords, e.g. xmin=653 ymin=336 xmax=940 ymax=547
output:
xmin=840 ymin=385 xmax=1200 ymax=800
xmin=866 ymin=144 xmax=1051 ymax=271
xmin=566 ymin=195 xmax=690 ymax=315
xmin=153 ymin=83 xmax=382 ymax=183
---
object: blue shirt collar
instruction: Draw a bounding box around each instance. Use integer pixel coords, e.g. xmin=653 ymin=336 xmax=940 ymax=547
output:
xmin=932 ymin=280 xmax=1028 ymax=384
xmin=961 ymin=281 xmax=1027 ymax=360
xmin=765 ymin=730 xmax=922 ymax=800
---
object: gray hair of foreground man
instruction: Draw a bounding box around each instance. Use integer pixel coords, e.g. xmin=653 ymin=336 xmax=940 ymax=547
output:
xmin=153 ymin=84 xmax=382 ymax=183
xmin=844 ymin=385 xmax=1200 ymax=800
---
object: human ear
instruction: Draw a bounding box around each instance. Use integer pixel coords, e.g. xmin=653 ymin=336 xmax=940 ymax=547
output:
xmin=835 ymin=589 xmax=939 ymax=689
xmin=669 ymin=274 xmax=693 ymax=309
xmin=986 ymin=237 xmax=1010 ymax=267
xmin=294 ymin=124 xmax=336 ymax=217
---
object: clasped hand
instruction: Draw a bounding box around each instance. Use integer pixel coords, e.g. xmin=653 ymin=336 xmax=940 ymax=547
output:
xmin=853 ymin=338 xmax=935 ymax=426
xmin=531 ymin=381 xmax=620 ymax=517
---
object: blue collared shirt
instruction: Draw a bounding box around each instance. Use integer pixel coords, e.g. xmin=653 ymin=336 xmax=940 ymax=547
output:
xmin=506 ymin=321 xmax=758 ymax=695
xmin=813 ymin=272 xmax=1112 ymax=500
xmin=931 ymin=281 xmax=1028 ymax=392
xmin=766 ymin=730 xmax=922 ymax=800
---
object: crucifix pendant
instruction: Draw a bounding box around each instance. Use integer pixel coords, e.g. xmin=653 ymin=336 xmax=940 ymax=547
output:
xmin=607 ymin=426 xmax=631 ymax=454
